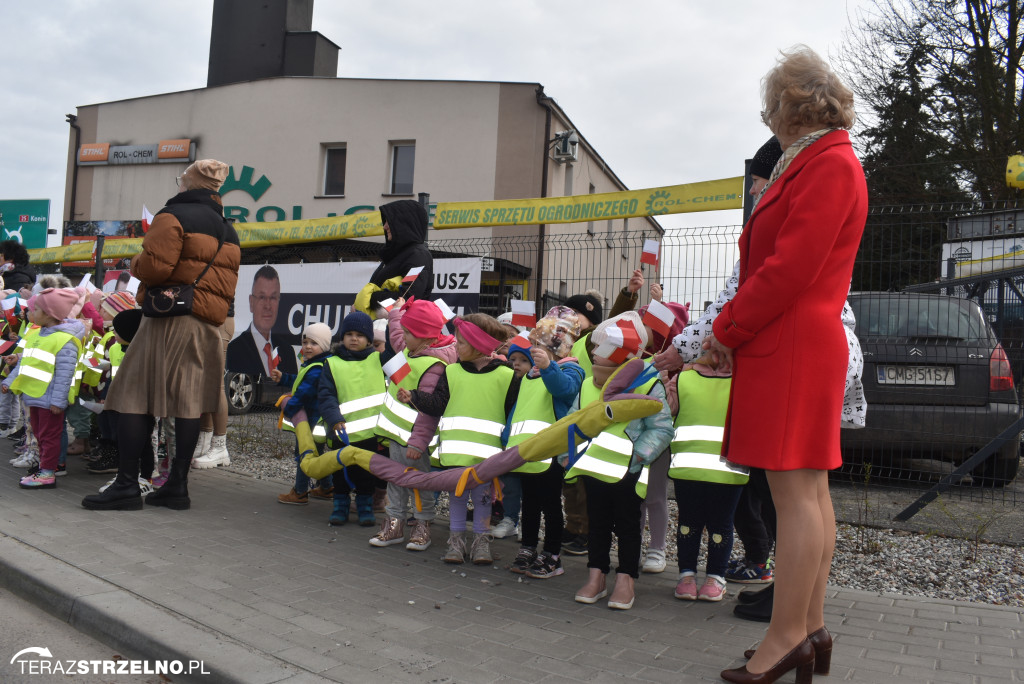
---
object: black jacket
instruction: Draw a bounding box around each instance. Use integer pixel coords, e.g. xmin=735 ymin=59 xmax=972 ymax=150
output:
xmin=4 ymin=263 xmax=36 ymax=292
xmin=371 ymin=200 xmax=434 ymax=301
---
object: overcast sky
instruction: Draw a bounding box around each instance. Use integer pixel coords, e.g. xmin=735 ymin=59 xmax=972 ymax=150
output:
xmin=0 ymin=0 xmax=870 ymax=243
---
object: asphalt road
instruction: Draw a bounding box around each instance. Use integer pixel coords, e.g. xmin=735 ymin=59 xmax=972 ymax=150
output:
xmin=0 ymin=588 xmax=168 ymax=684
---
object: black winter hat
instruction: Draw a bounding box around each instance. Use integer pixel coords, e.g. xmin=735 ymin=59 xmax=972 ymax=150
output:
xmin=112 ymin=309 xmax=143 ymax=344
xmin=341 ymin=311 xmax=374 ymax=342
xmin=564 ymin=293 xmax=603 ymax=327
xmin=749 ymin=136 xmax=783 ymax=179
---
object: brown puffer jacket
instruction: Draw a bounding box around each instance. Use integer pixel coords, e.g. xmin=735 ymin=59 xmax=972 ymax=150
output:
xmin=131 ymin=189 xmax=241 ymax=326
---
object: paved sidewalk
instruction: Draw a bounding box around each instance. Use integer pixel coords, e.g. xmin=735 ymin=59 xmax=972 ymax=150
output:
xmin=0 ymin=450 xmax=1021 ymax=683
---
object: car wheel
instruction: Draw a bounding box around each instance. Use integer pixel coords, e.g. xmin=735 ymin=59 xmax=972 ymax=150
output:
xmin=971 ymin=442 xmax=1021 ymax=487
xmin=225 ymin=372 xmax=256 ymax=415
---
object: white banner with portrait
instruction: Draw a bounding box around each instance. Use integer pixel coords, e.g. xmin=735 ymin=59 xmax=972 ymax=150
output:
xmin=226 ymin=258 xmax=481 ymax=376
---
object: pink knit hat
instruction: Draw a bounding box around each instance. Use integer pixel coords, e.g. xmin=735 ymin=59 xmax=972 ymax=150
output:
xmin=401 ymin=300 xmax=446 ymax=339
xmin=34 ymin=287 xmax=86 ymax=322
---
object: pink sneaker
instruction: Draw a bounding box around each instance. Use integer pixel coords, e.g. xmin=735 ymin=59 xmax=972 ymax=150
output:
xmin=674 ymin=574 xmax=698 ymax=600
xmin=698 ymin=576 xmax=727 ymax=602
xmin=19 ymin=472 xmax=56 ymax=489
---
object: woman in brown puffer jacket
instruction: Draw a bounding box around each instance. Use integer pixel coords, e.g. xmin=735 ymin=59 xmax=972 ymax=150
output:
xmin=83 ymin=159 xmax=241 ymax=513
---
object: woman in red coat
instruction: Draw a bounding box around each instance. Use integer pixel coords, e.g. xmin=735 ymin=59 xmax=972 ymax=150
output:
xmin=709 ymin=47 xmax=867 ymax=684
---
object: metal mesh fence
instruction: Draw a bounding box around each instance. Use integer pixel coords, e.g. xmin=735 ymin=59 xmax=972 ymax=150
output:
xmin=43 ymin=200 xmax=1024 ymax=506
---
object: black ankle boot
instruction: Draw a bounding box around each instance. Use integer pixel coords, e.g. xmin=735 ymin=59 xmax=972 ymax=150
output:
xmin=146 ymin=454 xmax=190 ymax=510
xmin=82 ymin=473 xmax=143 ymax=511
xmin=737 ymin=582 xmax=774 ymax=605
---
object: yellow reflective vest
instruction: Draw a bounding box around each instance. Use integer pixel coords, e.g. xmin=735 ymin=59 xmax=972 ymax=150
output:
xmin=436 ymin=364 xmax=514 ymax=467
xmin=320 ymin=353 xmax=386 ymax=445
xmin=9 ymin=330 xmax=82 ymax=401
xmin=506 ymin=375 xmax=558 ymax=473
xmin=281 ymin=360 xmax=326 ymax=435
xmin=564 ymin=374 xmax=659 ymax=498
xmin=375 ymin=354 xmax=445 ymax=447
xmin=669 ymin=371 xmax=748 ymax=485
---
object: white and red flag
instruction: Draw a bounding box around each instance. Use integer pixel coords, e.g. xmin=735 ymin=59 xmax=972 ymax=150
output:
xmin=268 ymin=347 xmax=281 ymax=372
xmin=382 ymin=350 xmax=412 ymax=384
xmin=508 ymin=333 xmax=532 ymax=350
xmin=378 ymin=298 xmax=397 ymax=313
xmin=641 ymin=239 xmax=660 ymax=267
xmin=433 ymin=298 xmax=457 ymax=322
xmin=141 ymin=205 xmax=155 ymax=233
xmin=510 ymin=300 xmax=537 ymax=328
xmin=642 ymin=299 xmax=675 ymax=339
xmin=593 ymin=319 xmax=643 ymax=364
xmin=403 ymin=266 xmax=424 ymax=284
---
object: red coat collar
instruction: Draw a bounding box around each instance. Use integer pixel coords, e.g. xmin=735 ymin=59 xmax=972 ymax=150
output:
xmin=748 ymin=130 xmax=853 ymax=223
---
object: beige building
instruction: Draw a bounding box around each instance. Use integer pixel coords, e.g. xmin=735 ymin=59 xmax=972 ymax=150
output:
xmin=63 ymin=1 xmax=661 ymax=315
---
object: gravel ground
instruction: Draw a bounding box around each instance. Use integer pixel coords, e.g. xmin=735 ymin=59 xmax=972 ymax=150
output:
xmin=222 ymin=413 xmax=1024 ymax=608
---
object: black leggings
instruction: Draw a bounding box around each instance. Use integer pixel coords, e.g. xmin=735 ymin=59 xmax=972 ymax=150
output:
xmin=519 ymin=463 xmax=565 ymax=555
xmin=583 ymin=471 xmax=643 ymax=578
xmin=116 ymin=413 xmax=200 ymax=480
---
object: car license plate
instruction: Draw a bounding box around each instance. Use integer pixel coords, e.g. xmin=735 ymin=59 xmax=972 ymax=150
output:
xmin=876 ymin=365 xmax=954 ymax=385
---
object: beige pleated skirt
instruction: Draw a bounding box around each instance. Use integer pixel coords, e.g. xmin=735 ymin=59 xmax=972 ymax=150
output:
xmin=105 ymin=314 xmax=225 ymax=419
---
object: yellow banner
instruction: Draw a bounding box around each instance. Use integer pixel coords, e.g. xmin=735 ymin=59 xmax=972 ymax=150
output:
xmin=29 ymin=177 xmax=742 ymax=264
xmin=433 ymin=177 xmax=743 ymax=229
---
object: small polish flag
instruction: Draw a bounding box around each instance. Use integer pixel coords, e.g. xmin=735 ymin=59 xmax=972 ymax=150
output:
xmin=508 ymin=333 xmax=532 ymax=351
xmin=642 ymin=300 xmax=675 ymax=339
xmin=0 ymin=339 xmax=17 ymax=356
xmin=510 ymin=299 xmax=537 ymax=328
xmin=379 ymin=298 xmax=397 ymax=313
xmin=268 ymin=347 xmax=281 ymax=372
xmin=1 ymin=298 xmax=16 ymax=311
xmin=593 ymin=320 xmax=642 ymax=364
xmin=433 ymin=299 xmax=456 ymax=322
xmin=641 ymin=239 xmax=660 ymax=267
xmin=403 ymin=266 xmax=425 ymax=284
xmin=382 ymin=350 xmax=412 ymax=384
xmin=87 ymin=355 xmax=101 ymax=368
xmin=141 ymin=205 xmax=154 ymax=234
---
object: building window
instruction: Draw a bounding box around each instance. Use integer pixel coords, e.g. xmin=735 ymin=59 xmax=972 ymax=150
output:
xmin=390 ymin=142 xmax=415 ymax=194
xmin=323 ymin=146 xmax=347 ymax=196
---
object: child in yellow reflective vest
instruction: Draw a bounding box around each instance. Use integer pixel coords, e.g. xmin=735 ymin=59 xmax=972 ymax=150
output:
xmin=566 ymin=311 xmax=674 ymax=611
xmin=370 ymin=298 xmax=457 ymax=552
xmin=315 ymin=312 xmax=384 ymax=527
xmin=504 ymin=309 xmax=585 ymax=580
xmin=666 ymin=358 xmax=746 ymax=603
xmin=2 ymin=288 xmax=86 ymax=489
xmin=400 ymin=313 xmax=517 ymax=565
xmin=273 ymin=323 xmax=334 ymax=506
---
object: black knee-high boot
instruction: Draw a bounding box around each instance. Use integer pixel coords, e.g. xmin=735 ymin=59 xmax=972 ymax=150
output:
xmin=146 ymin=417 xmax=200 ymax=510
xmin=81 ymin=413 xmax=154 ymax=511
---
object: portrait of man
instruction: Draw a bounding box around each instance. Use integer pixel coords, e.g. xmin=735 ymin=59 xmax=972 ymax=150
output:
xmin=226 ymin=265 xmax=298 ymax=377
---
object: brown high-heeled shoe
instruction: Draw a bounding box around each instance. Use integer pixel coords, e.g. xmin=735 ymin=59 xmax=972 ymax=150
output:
xmin=744 ymin=626 xmax=832 ymax=676
xmin=807 ymin=626 xmax=832 ymax=675
xmin=722 ymin=638 xmax=814 ymax=684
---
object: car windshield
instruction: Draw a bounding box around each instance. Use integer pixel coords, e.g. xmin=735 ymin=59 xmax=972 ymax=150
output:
xmin=851 ymin=296 xmax=986 ymax=340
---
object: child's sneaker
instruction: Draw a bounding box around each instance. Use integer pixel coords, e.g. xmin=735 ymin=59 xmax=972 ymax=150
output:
xmin=642 ymin=548 xmax=667 ymax=573
xmin=277 ymin=488 xmax=309 ymax=505
xmin=491 ymin=516 xmax=517 ymax=539
xmin=698 ymin=576 xmax=727 ymax=602
xmin=674 ymin=573 xmax=698 ymax=600
xmin=470 ymin=533 xmax=493 ymax=565
xmin=525 ymin=551 xmax=564 ymax=579
xmin=369 ymin=517 xmax=406 ymax=547
xmin=12 ymin=451 xmax=39 ymax=469
xmin=725 ymin=558 xmax=774 ymax=584
xmin=510 ymin=546 xmax=537 ymax=574
xmin=443 ymin=532 xmax=467 ymax=564
xmin=406 ymin=520 xmax=432 ymax=551
xmin=19 ymin=472 xmax=56 ymax=489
